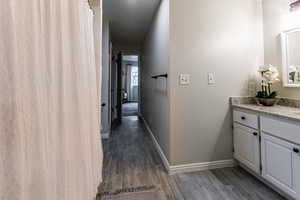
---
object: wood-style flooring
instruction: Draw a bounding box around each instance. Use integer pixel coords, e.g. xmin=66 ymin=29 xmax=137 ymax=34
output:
xmin=98 ymin=116 xmax=286 ymax=200
xmin=122 ymin=102 xmax=139 ymax=116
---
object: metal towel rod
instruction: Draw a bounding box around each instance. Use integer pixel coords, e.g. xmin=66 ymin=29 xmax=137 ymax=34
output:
xmin=151 ymin=73 xmax=168 ymax=79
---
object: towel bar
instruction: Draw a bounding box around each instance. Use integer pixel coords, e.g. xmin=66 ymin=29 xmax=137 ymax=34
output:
xmin=151 ymin=74 xmax=168 ymax=79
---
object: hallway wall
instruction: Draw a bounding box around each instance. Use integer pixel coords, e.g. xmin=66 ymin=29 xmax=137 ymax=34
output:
xmin=169 ymin=0 xmax=264 ymax=165
xmin=141 ymin=0 xmax=170 ymax=160
xmin=101 ymin=13 xmax=111 ymax=136
xmin=94 ymin=6 xmax=102 ymax=109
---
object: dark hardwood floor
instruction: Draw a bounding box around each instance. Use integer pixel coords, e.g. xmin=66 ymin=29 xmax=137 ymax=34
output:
xmin=98 ymin=116 xmax=286 ymax=200
xmin=122 ymin=102 xmax=139 ymax=116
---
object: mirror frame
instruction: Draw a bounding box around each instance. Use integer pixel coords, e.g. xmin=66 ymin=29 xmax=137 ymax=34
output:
xmin=281 ymin=27 xmax=300 ymax=88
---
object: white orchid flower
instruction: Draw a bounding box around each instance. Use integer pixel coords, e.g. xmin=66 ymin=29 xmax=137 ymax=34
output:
xmin=269 ymin=66 xmax=278 ymax=73
xmin=258 ymin=65 xmax=271 ymax=73
xmin=257 ymin=64 xmax=280 ymax=99
xmin=258 ymin=64 xmax=280 ymax=84
xmin=289 ymin=65 xmax=300 ymax=73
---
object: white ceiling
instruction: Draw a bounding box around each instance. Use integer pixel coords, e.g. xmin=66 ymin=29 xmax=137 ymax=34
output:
xmin=103 ymin=0 xmax=161 ymax=48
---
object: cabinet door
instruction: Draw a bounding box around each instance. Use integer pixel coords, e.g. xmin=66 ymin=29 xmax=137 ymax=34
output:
xmin=293 ymin=145 xmax=300 ymax=200
xmin=261 ymin=133 xmax=297 ymax=198
xmin=234 ymin=123 xmax=260 ymax=173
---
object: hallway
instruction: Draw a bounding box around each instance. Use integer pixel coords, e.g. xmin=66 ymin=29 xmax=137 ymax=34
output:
xmin=98 ymin=116 xmax=285 ymax=200
xmin=122 ymin=103 xmax=139 ymax=116
xmin=99 ymin=116 xmax=177 ymax=199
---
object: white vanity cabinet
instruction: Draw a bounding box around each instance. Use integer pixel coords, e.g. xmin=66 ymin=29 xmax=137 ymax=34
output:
xmin=233 ymin=123 xmax=260 ymax=174
xmin=233 ymin=110 xmax=260 ymax=174
xmin=261 ymin=133 xmax=300 ymax=198
xmin=233 ymin=108 xmax=300 ymax=199
xmin=261 ymin=117 xmax=300 ymax=199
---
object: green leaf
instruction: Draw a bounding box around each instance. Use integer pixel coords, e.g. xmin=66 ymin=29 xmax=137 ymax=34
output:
xmin=268 ymin=91 xmax=277 ymax=99
xmin=256 ymin=91 xmax=268 ymax=98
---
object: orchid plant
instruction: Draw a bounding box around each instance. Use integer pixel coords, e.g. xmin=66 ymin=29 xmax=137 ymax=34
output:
xmin=256 ymin=65 xmax=280 ymax=99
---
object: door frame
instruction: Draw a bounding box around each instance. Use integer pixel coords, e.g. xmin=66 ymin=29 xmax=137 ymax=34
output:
xmin=116 ymin=52 xmax=123 ymax=123
xmin=120 ymin=53 xmax=141 ymax=115
xmin=110 ymin=51 xmax=141 ymax=126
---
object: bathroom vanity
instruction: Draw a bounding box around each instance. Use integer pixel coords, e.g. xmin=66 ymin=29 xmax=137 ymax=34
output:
xmin=231 ymin=97 xmax=300 ymax=200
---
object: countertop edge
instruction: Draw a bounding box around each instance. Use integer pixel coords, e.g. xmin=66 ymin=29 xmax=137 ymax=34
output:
xmin=231 ymin=104 xmax=300 ymax=123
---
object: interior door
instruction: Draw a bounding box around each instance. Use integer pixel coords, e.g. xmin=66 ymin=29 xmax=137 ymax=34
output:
xmin=234 ymin=123 xmax=260 ymax=173
xmin=116 ymin=52 xmax=122 ymax=123
xmin=110 ymin=44 xmax=117 ymax=125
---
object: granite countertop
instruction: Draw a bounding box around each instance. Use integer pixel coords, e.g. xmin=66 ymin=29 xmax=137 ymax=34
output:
xmin=230 ymin=97 xmax=300 ymax=121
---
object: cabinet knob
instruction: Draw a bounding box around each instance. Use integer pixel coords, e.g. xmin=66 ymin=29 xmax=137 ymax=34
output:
xmin=241 ymin=116 xmax=246 ymax=120
xmin=253 ymin=132 xmax=258 ymax=136
xmin=293 ymin=148 xmax=300 ymax=153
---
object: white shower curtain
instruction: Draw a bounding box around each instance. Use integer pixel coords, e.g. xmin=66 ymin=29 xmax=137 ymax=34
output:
xmin=0 ymin=0 xmax=103 ymax=200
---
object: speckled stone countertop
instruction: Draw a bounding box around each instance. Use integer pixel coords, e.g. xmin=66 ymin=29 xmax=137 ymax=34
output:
xmin=230 ymin=97 xmax=300 ymax=121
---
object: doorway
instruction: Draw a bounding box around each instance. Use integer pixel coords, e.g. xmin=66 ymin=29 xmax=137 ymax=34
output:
xmin=110 ymin=53 xmax=140 ymax=126
xmin=121 ymin=55 xmax=139 ymax=117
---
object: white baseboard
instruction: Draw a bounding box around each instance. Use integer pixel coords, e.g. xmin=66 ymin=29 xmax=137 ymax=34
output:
xmin=169 ymin=159 xmax=236 ymax=175
xmin=101 ymin=132 xmax=110 ymax=139
xmin=140 ymin=115 xmax=236 ymax=175
xmin=140 ymin=115 xmax=171 ymax=172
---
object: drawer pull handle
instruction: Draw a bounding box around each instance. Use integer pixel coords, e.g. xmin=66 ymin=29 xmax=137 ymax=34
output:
xmin=253 ymin=132 xmax=258 ymax=136
xmin=293 ymin=148 xmax=299 ymax=153
xmin=241 ymin=116 xmax=246 ymax=120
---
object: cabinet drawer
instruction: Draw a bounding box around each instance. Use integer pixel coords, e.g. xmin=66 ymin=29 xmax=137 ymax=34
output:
xmin=261 ymin=116 xmax=300 ymax=145
xmin=233 ymin=110 xmax=258 ymax=129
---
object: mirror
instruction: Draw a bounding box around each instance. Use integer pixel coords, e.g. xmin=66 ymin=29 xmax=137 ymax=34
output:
xmin=281 ymin=28 xmax=300 ymax=87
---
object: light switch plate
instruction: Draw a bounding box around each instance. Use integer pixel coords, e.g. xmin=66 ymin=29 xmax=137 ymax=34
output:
xmin=208 ymin=73 xmax=216 ymax=85
xmin=179 ymin=74 xmax=190 ymax=85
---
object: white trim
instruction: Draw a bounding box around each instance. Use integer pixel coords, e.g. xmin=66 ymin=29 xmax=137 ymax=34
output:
xmin=169 ymin=160 xmax=236 ymax=175
xmin=140 ymin=115 xmax=171 ymax=172
xmin=140 ymin=115 xmax=236 ymax=175
xmin=101 ymin=132 xmax=110 ymax=139
xmin=281 ymin=27 xmax=300 ymax=88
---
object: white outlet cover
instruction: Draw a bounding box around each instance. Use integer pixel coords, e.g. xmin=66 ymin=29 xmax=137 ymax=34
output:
xmin=179 ymin=74 xmax=190 ymax=85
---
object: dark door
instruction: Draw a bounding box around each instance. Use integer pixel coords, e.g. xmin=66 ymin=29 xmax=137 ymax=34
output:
xmin=116 ymin=52 xmax=122 ymax=123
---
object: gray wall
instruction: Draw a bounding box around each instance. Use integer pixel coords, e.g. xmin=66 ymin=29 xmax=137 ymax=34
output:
xmin=138 ymin=0 xmax=300 ymax=168
xmin=262 ymin=0 xmax=300 ymax=99
xmin=93 ymin=6 xmax=102 ymax=135
xmin=141 ymin=0 xmax=170 ymax=160
xmin=168 ymin=0 xmax=263 ymax=165
xmin=101 ymin=14 xmax=111 ymax=135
